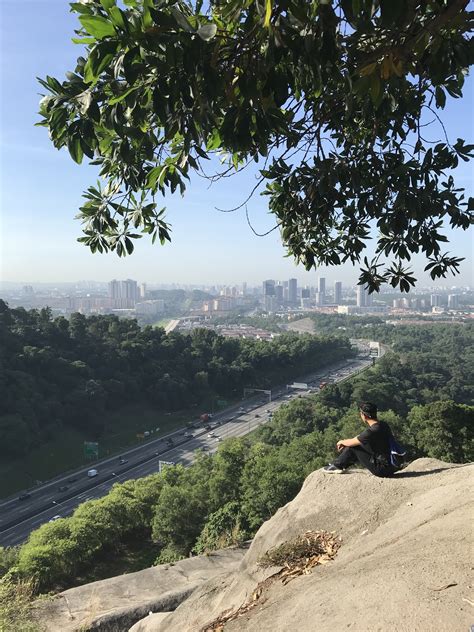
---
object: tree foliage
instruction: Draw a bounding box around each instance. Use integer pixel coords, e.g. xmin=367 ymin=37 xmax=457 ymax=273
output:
xmin=38 ymin=0 xmax=473 ymax=290
xmin=0 ymin=299 xmax=352 ymax=459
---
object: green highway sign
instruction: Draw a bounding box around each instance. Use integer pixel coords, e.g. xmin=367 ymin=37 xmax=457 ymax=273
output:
xmin=83 ymin=441 xmax=99 ymax=460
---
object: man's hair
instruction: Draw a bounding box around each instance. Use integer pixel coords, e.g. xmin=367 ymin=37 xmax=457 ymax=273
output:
xmin=359 ymin=402 xmax=378 ymax=419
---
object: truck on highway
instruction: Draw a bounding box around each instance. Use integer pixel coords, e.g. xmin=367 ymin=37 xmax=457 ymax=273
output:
xmin=87 ymin=469 xmax=98 ymax=478
xmin=319 ymin=381 xmax=328 ymax=389
xmin=200 ymin=413 xmax=213 ymax=423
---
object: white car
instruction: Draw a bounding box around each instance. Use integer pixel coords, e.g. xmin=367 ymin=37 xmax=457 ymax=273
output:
xmin=49 ymin=515 xmax=61 ymax=522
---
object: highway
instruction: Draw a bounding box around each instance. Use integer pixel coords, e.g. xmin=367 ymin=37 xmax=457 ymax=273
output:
xmin=0 ymin=356 xmax=372 ymax=547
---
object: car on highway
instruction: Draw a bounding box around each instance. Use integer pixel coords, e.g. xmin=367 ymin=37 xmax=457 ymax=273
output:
xmin=255 ymin=413 xmax=260 ymax=418
xmin=49 ymin=515 xmax=61 ymax=522
xmin=208 ymin=432 xmax=215 ymax=438
xmin=119 ymin=459 xmax=128 ymax=465
xmin=216 ymin=437 xmax=222 ymax=442
xmin=18 ymin=493 xmax=31 ymax=501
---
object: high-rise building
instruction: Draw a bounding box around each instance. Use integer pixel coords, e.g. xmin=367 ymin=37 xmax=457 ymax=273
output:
xmin=447 ymin=294 xmax=459 ymax=309
xmin=275 ymin=284 xmax=284 ymax=302
xmin=263 ymin=279 xmax=275 ymax=296
xmin=430 ymin=294 xmax=441 ymax=307
xmin=301 ymin=288 xmax=310 ymax=299
xmin=140 ymin=283 xmax=147 ymax=299
xmin=108 ymin=279 xmax=139 ymax=308
xmin=366 ymin=289 xmax=373 ymax=307
xmin=334 ymin=281 xmax=342 ymax=305
xmin=318 ymin=277 xmax=326 ymax=304
xmin=242 ymin=282 xmax=247 ymax=296
xmin=356 ymin=285 xmax=366 ymax=307
xmin=288 ymin=278 xmax=297 ymax=304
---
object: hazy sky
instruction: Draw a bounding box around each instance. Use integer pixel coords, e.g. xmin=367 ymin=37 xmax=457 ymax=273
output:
xmin=0 ymin=1 xmax=472 ymax=287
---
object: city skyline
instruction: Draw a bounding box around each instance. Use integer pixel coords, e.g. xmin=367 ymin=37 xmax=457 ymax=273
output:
xmin=1 ymin=3 xmax=473 ymax=287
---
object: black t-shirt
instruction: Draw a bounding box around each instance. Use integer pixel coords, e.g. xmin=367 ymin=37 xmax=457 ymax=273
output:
xmin=357 ymin=420 xmax=392 ymax=457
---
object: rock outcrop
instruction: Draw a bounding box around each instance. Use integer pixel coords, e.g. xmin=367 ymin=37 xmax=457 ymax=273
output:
xmin=150 ymin=459 xmax=473 ymax=632
xmin=35 ymin=459 xmax=474 ymax=632
xmin=32 ymin=547 xmax=247 ymax=632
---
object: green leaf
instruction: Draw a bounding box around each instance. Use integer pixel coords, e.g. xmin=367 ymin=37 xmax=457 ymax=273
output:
xmin=72 ymin=36 xmax=96 ymax=44
xmin=70 ymin=3 xmax=94 ymax=15
xmin=435 ymin=86 xmax=446 ymax=109
xmin=109 ymin=6 xmax=126 ymax=29
xmin=264 ymin=0 xmax=272 ymax=27
xmin=100 ymin=0 xmax=115 ymax=9
xmin=197 ymin=24 xmax=217 ymax=41
xmin=170 ymin=7 xmax=195 ymax=32
xmin=84 ymin=42 xmax=117 ymax=84
xmin=109 ymin=85 xmax=138 ymax=105
xmin=79 ymin=15 xmax=116 ymax=39
xmin=68 ymin=136 xmax=84 ymax=164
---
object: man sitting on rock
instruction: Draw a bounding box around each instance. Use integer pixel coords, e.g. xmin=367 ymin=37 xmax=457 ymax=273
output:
xmin=322 ymin=402 xmax=396 ymax=477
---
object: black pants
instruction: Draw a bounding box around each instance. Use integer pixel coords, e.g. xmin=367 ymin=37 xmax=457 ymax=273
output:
xmin=333 ymin=446 xmax=394 ymax=478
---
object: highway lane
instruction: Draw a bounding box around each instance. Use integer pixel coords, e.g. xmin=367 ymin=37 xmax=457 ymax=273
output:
xmin=0 ymin=357 xmax=372 ymax=547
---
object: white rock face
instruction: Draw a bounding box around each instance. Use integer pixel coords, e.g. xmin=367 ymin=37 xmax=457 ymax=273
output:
xmin=148 ymin=459 xmax=473 ymax=632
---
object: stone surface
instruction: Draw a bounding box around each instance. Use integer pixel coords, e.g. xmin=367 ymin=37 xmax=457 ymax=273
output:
xmin=149 ymin=459 xmax=473 ymax=632
xmin=33 ymin=547 xmax=246 ymax=632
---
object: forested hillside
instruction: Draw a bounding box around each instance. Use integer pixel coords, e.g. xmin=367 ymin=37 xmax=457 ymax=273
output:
xmin=0 ymin=300 xmax=352 ymax=459
xmin=1 ymin=322 xmax=471 ymax=596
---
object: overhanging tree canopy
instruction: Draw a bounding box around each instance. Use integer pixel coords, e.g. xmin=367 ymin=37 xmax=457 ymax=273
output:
xmin=38 ymin=0 xmax=473 ymax=290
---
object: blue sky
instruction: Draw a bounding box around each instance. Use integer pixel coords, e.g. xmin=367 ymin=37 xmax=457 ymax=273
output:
xmin=0 ymin=1 xmax=472 ymax=287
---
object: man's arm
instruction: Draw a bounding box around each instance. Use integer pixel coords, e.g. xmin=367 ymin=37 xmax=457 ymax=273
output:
xmin=336 ymin=437 xmax=362 ymax=451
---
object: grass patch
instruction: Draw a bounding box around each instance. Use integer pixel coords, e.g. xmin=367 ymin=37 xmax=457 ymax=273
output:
xmin=0 ymin=576 xmax=42 ymax=632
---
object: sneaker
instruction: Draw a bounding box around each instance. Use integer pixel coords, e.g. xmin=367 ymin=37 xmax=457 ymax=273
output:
xmin=322 ymin=464 xmax=344 ymax=474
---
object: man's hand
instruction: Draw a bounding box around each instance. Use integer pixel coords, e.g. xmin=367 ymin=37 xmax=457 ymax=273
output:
xmin=336 ymin=441 xmax=346 ymax=452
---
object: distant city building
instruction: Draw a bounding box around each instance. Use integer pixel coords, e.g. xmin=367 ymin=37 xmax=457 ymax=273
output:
xmin=263 ymin=279 xmax=275 ymax=297
xmin=366 ymin=288 xmax=373 ymax=307
xmin=275 ymin=284 xmax=284 ymax=302
xmin=108 ymin=279 xmax=139 ymax=308
xmin=447 ymin=294 xmax=459 ymax=309
xmin=334 ymin=281 xmax=342 ymax=305
xmin=430 ymin=294 xmax=441 ymax=307
xmin=264 ymin=295 xmax=277 ymax=312
xmin=22 ymin=285 xmax=35 ymax=296
xmin=139 ymin=282 xmax=147 ymax=299
xmin=356 ymin=285 xmax=366 ymax=307
xmin=338 ymin=305 xmax=388 ymax=315
xmin=135 ymin=300 xmax=165 ymax=315
xmin=315 ymin=292 xmax=324 ymax=307
xmin=288 ymin=278 xmax=298 ymax=304
xmin=301 ymin=288 xmax=310 ymax=299
xmin=318 ymin=277 xmax=326 ymax=304
xmin=242 ymin=282 xmax=247 ymax=296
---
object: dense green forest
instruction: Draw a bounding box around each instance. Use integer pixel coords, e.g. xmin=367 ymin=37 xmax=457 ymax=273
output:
xmin=1 ymin=321 xmax=471 ymax=595
xmin=0 ymin=300 xmax=352 ymax=459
